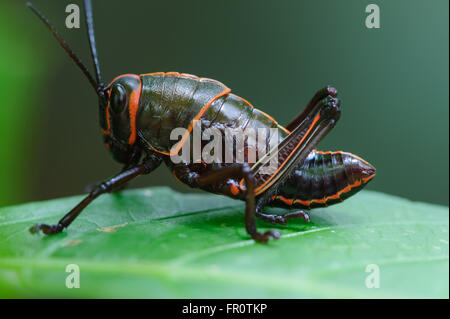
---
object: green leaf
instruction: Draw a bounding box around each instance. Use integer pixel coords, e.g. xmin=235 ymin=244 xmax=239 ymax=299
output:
xmin=0 ymin=187 xmax=448 ymax=298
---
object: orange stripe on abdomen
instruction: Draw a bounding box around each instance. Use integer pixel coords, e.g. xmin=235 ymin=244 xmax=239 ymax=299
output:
xmin=269 ymin=150 xmax=375 ymax=209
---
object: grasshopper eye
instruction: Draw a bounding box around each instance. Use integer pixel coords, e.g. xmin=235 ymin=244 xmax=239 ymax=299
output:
xmin=110 ymin=84 xmax=127 ymax=114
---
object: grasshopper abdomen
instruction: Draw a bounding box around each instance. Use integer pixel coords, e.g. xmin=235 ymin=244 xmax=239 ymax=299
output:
xmin=270 ymin=150 xmax=375 ymax=209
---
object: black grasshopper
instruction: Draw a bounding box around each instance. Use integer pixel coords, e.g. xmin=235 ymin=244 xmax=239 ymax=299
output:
xmin=28 ymin=0 xmax=375 ymax=242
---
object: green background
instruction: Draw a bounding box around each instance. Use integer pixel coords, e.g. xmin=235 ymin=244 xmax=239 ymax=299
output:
xmin=0 ymin=0 xmax=448 ymax=207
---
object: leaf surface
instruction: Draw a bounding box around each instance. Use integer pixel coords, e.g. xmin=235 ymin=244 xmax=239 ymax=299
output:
xmin=0 ymin=188 xmax=448 ymax=298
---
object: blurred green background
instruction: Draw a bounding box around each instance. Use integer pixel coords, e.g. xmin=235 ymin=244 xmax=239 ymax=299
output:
xmin=0 ymin=0 xmax=448 ymax=207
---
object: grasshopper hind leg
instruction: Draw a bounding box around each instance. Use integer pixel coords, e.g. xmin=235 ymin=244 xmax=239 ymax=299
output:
xmin=256 ymin=210 xmax=310 ymax=226
xmin=193 ymin=164 xmax=281 ymax=243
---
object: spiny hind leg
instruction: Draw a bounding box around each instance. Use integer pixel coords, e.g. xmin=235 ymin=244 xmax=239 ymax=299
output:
xmin=256 ymin=210 xmax=310 ymax=225
xmin=252 ymin=89 xmax=340 ymax=230
xmin=192 ymin=164 xmax=280 ymax=243
xmin=285 ymin=86 xmax=338 ymax=132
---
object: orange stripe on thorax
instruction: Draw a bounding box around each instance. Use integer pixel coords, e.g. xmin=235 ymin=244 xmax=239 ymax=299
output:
xmin=128 ymin=76 xmax=142 ymax=145
xmin=169 ymin=87 xmax=231 ymax=156
xmin=136 ymin=72 xmax=229 ymax=156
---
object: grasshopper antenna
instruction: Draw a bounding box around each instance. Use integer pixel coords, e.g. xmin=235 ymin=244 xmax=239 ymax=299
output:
xmin=83 ymin=0 xmax=104 ymax=91
xmin=26 ymin=2 xmax=101 ymax=94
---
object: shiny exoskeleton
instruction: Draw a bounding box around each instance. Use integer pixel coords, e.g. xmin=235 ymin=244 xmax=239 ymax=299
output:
xmin=27 ymin=1 xmax=375 ymax=243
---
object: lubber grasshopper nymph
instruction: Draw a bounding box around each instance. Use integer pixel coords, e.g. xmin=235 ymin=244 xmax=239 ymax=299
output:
xmin=27 ymin=0 xmax=375 ymax=243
